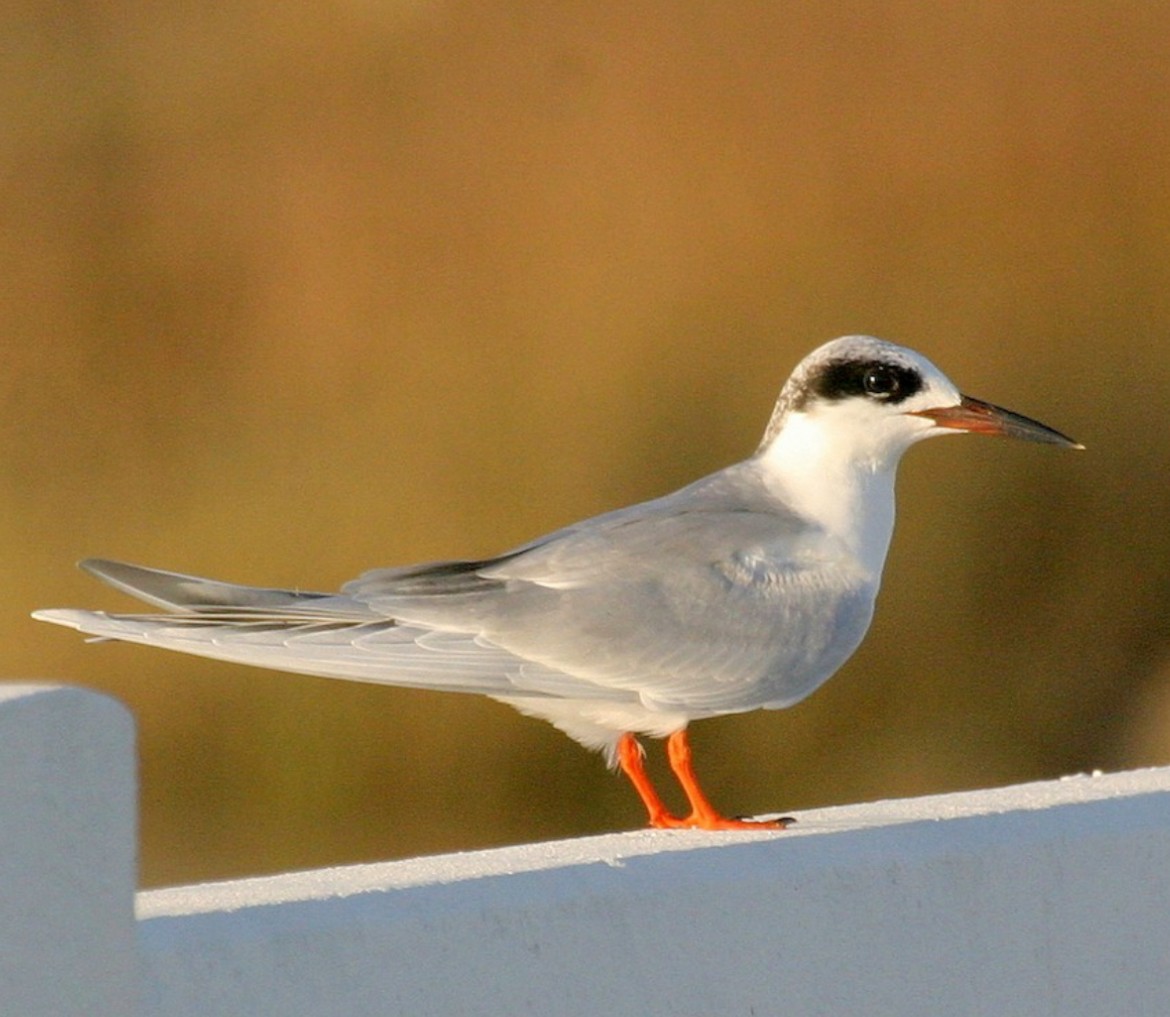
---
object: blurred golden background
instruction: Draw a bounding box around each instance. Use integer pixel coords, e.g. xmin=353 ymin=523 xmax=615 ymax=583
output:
xmin=5 ymin=3 xmax=1170 ymax=887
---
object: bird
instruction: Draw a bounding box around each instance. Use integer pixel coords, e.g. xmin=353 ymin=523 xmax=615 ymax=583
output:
xmin=35 ymin=336 xmax=1081 ymax=832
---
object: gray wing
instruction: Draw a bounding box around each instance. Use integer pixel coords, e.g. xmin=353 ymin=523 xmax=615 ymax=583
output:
xmin=70 ymin=558 xmax=353 ymax=614
xmin=345 ymin=466 xmax=877 ymax=712
xmin=34 ymin=463 xmax=876 ymax=713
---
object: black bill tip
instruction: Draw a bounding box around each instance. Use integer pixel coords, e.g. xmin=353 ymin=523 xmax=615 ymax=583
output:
xmin=913 ymin=395 xmax=1083 ymax=449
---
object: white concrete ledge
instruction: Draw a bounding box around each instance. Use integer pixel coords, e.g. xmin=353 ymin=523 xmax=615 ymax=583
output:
xmin=0 ymin=684 xmax=136 ymax=1017
xmin=138 ymin=768 xmax=1170 ymax=1017
xmin=6 ymin=683 xmax=1170 ymax=1017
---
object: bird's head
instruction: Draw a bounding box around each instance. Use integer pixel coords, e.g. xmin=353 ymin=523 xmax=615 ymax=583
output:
xmin=759 ymin=336 xmax=1081 ymax=475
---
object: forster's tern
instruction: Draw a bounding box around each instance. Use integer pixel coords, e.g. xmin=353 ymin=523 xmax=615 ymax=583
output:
xmin=35 ymin=336 xmax=1081 ymax=830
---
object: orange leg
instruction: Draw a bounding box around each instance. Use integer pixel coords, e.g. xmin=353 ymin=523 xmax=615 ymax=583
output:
xmin=617 ymin=732 xmax=684 ymax=827
xmin=666 ymin=729 xmax=790 ymax=830
xmin=617 ymin=730 xmax=792 ymax=831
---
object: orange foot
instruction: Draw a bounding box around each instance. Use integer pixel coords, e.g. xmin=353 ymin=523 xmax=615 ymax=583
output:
xmin=650 ymin=811 xmax=795 ymax=831
xmin=616 ymin=730 xmax=796 ymax=832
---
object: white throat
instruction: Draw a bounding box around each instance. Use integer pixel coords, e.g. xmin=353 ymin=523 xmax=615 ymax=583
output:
xmin=756 ymin=410 xmax=905 ymax=576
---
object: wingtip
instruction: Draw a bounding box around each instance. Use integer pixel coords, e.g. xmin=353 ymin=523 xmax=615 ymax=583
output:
xmin=78 ymin=557 xmax=121 ymax=577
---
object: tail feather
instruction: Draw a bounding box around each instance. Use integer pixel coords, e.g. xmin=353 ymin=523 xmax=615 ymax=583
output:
xmin=32 ymin=596 xmax=628 ymax=703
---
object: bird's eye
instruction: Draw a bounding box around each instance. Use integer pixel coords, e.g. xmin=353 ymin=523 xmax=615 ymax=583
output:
xmin=862 ymin=365 xmax=901 ymax=399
